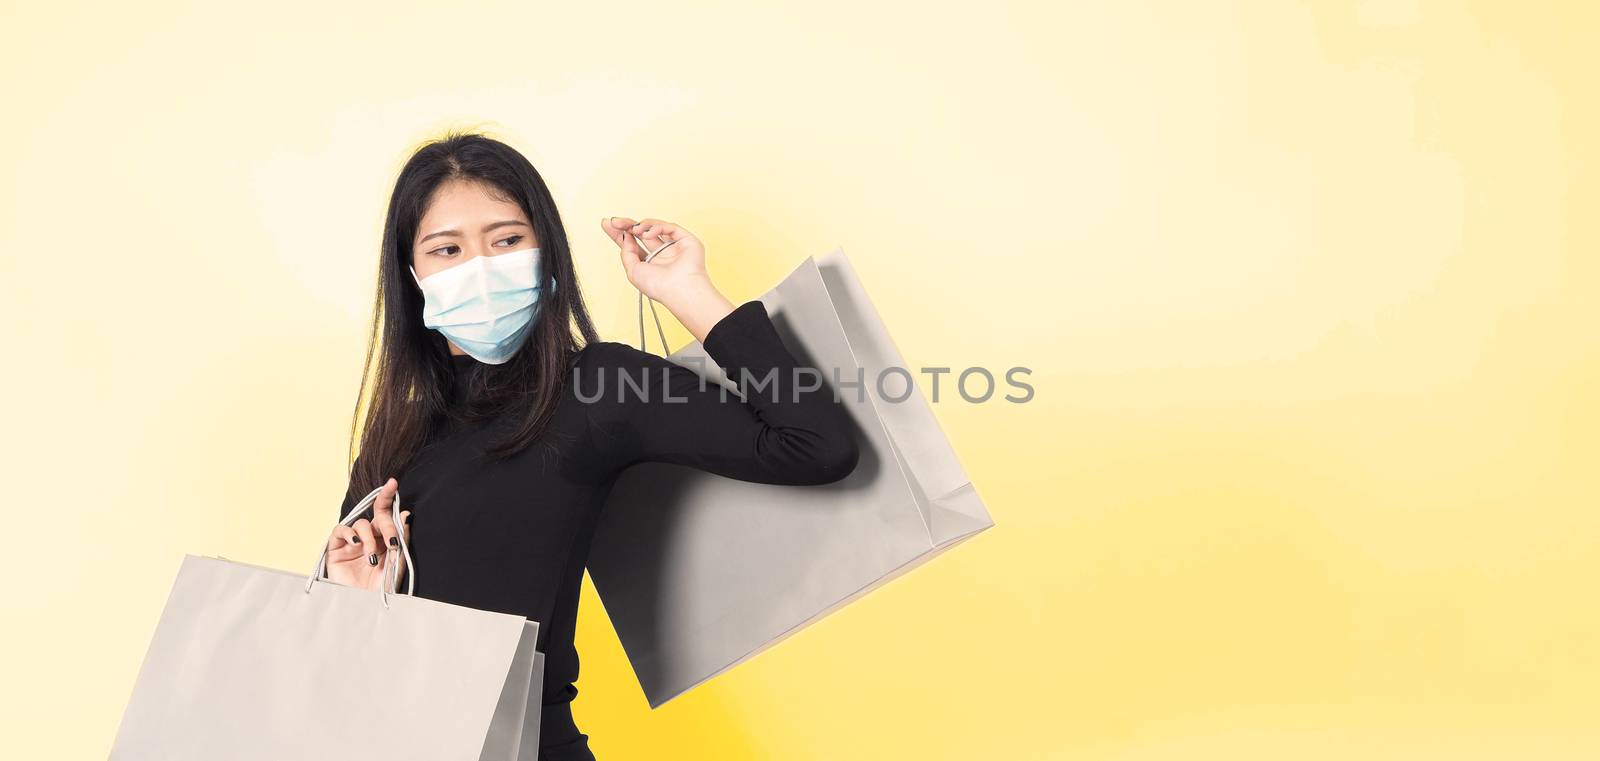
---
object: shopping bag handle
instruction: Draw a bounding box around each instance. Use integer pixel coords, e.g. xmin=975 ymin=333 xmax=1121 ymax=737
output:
xmin=302 ymin=483 xmax=416 ymax=608
xmin=636 ymin=236 xmax=678 ymax=355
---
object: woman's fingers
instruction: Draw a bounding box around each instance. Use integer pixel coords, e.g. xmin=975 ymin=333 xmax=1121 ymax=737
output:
xmin=372 ymin=503 xmax=399 ymax=550
xmin=341 ymin=527 xmax=364 ymax=557
xmin=370 ymin=477 xmax=401 ymax=548
xmin=603 ymin=216 xmax=684 ymax=251
xmin=603 ymin=216 xmax=638 ymax=245
xmin=379 ymin=509 xmax=412 ymax=592
xmin=638 ymin=221 xmax=700 ymax=268
xmin=327 ymin=526 xmax=360 ymax=557
xmin=324 ymin=503 xmax=411 ymax=590
xmin=630 ymin=217 xmax=668 ymax=234
xmin=628 ymin=218 xmax=670 ymax=252
xmin=373 ymin=477 xmax=398 ymax=517
xmin=388 ymin=509 xmax=411 ymax=548
xmin=323 ymin=526 xmax=361 ymax=583
xmin=391 ymin=511 xmax=411 ymax=585
xmin=605 ymin=216 xmax=667 ymax=252
xmin=631 ymin=218 xmax=685 ymax=244
xmin=604 ymin=216 xmax=708 ymax=302
xmin=351 ymin=519 xmax=379 ymax=567
xmin=609 ymin=220 xmax=646 ymax=276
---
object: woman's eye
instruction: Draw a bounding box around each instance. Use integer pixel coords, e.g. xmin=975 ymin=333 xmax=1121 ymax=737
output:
xmin=429 ymin=245 xmax=459 ymax=257
xmin=496 ymin=234 xmax=524 ymax=248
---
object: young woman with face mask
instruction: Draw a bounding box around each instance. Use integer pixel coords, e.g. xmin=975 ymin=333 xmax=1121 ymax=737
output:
xmin=317 ymin=132 xmax=859 ymax=760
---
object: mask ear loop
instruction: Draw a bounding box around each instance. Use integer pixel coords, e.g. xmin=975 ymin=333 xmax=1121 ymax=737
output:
xmin=636 ymin=235 xmax=681 ymax=354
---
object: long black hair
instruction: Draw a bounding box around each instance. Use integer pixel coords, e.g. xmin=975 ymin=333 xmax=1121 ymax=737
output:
xmin=342 ymin=130 xmax=601 ymax=505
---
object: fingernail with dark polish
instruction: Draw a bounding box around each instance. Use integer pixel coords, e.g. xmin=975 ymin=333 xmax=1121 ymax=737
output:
xmin=388 ymin=537 xmax=398 ymax=547
xmin=368 ymin=554 xmax=379 ymax=566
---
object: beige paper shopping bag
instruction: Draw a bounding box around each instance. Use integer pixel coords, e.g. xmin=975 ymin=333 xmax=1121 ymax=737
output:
xmin=111 ymin=486 xmax=546 ymax=760
xmin=589 ymin=246 xmax=994 ymax=707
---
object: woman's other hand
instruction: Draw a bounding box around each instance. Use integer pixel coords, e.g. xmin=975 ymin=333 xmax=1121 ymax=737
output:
xmin=324 ymin=477 xmax=410 ymax=591
xmin=602 ymin=216 xmax=734 ymax=343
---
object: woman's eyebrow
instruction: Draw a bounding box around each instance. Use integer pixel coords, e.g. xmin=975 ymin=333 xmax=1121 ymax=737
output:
xmin=417 ymin=219 xmax=529 ymax=245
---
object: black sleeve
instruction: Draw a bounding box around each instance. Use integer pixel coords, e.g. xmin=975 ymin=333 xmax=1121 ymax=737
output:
xmin=582 ymin=299 xmax=860 ymax=486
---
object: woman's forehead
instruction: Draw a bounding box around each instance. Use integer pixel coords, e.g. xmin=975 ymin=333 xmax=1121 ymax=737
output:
xmin=417 ymin=180 xmax=530 ymax=237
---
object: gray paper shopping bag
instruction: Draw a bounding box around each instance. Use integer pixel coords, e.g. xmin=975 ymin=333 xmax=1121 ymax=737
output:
xmin=111 ymin=486 xmax=546 ymax=760
xmin=589 ymin=246 xmax=994 ymax=707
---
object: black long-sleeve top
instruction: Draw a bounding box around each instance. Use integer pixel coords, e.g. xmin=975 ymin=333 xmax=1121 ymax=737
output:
xmin=335 ymin=299 xmax=860 ymax=760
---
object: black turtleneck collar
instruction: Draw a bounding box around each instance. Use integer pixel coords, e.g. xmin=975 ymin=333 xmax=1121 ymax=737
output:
xmin=447 ymin=353 xmax=480 ymax=405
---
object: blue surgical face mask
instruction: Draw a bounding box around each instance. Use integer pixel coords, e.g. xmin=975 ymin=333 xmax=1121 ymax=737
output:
xmin=409 ymin=247 xmax=556 ymax=365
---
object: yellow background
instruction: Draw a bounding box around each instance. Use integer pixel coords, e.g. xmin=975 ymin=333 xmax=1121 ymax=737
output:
xmin=3 ymin=1 xmax=1596 ymax=758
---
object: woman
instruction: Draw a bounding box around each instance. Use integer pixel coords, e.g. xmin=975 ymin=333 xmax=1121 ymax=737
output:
xmin=319 ymin=131 xmax=859 ymax=760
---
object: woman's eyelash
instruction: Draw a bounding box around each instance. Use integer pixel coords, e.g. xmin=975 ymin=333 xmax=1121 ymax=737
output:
xmin=426 ymin=234 xmax=523 ymax=256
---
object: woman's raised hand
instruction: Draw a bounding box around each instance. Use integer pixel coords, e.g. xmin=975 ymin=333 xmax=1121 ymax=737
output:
xmin=602 ymin=216 xmax=710 ymax=304
xmin=601 ymin=216 xmax=735 ymax=344
xmin=324 ymin=477 xmax=410 ymax=591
